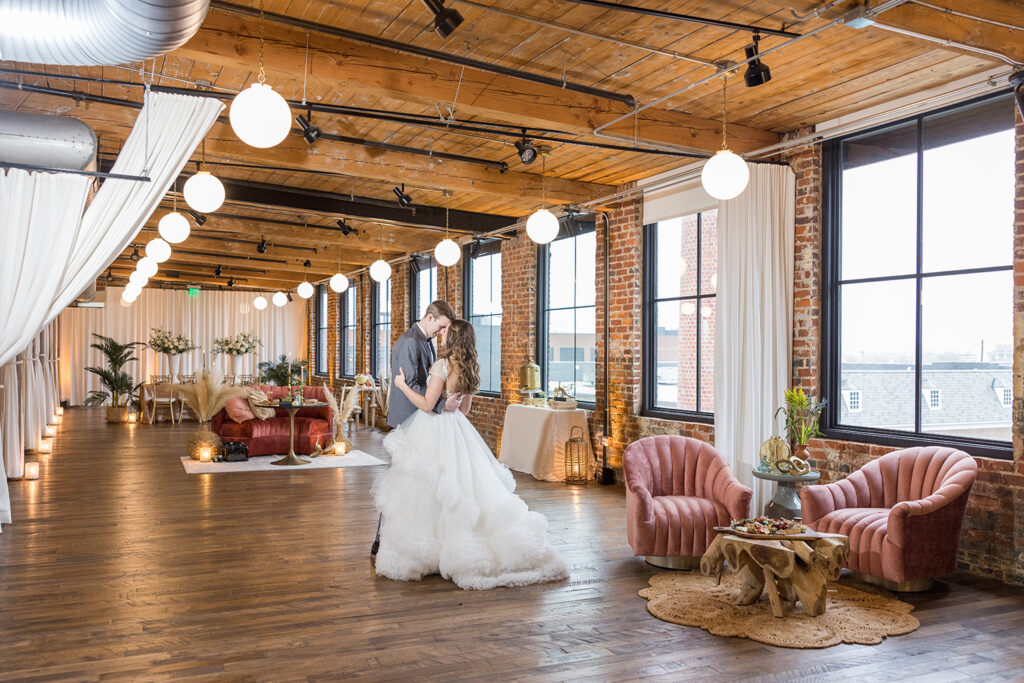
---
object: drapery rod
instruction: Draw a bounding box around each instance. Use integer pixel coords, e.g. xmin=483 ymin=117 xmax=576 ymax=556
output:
xmin=0 ymin=162 xmax=150 ymax=183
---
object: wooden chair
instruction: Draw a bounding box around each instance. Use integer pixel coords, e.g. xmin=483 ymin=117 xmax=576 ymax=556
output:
xmin=236 ymin=374 xmax=256 ymax=386
xmin=178 ymin=373 xmax=196 ymax=384
xmin=148 ymin=376 xmax=183 ymax=424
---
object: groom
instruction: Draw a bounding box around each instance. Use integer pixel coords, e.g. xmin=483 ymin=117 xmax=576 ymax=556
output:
xmin=372 ymin=300 xmax=456 ymax=557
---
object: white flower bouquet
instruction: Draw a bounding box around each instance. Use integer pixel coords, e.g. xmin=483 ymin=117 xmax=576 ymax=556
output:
xmin=149 ymin=328 xmax=198 ymax=355
xmin=212 ymin=332 xmax=261 ymax=356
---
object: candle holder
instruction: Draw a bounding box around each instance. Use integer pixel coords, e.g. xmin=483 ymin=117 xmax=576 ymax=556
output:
xmin=564 ymin=426 xmax=589 ymax=485
xmin=37 ymin=439 xmax=52 ymax=454
xmin=45 ymin=424 xmax=56 ymax=437
xmin=199 ymin=447 xmax=213 ymax=462
xmin=24 ymin=462 xmax=40 ymax=480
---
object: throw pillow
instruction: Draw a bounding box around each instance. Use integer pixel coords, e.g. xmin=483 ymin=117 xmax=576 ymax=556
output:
xmin=247 ymin=390 xmax=275 ymax=420
xmin=224 ymin=396 xmax=256 ymax=423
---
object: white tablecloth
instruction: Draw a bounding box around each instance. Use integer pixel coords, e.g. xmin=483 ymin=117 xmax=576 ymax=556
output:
xmin=498 ymin=404 xmax=593 ymax=482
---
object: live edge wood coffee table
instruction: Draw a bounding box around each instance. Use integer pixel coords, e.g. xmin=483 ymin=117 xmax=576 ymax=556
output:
xmin=254 ymin=400 xmax=327 ymax=467
xmin=700 ymin=530 xmax=850 ymax=618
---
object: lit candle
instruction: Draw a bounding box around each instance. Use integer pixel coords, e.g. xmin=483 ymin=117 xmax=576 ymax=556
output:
xmin=38 ymin=440 xmax=52 ymax=454
xmin=45 ymin=425 xmax=56 ymax=437
xmin=127 ymin=412 xmax=138 ymax=424
xmin=56 ymin=406 xmax=64 ymax=417
xmin=24 ymin=462 xmax=39 ymax=480
xmin=199 ymin=447 xmax=213 ymax=462
xmin=335 ymin=441 xmax=348 ymax=455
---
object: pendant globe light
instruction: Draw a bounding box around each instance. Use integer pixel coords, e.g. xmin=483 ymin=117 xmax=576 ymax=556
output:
xmin=124 ymin=282 xmax=142 ymax=299
xmin=158 ymin=182 xmax=190 ymax=244
xmin=145 ymin=237 xmax=171 ymax=263
xmin=128 ymin=270 xmax=148 ymax=288
xmin=136 ymin=256 xmax=158 ymax=278
xmin=229 ymin=1 xmax=292 ymax=149
xmin=329 ymin=272 xmax=349 ymax=293
xmin=272 ymin=291 xmax=288 ymax=307
xmin=526 ymin=148 xmax=559 ymax=244
xmin=434 ymin=190 xmax=461 ymax=267
xmin=369 ymin=223 xmax=392 ymax=282
xmin=183 ymin=140 xmax=225 ymax=213
xmin=253 ymin=295 xmax=268 ymax=310
xmin=297 ymin=281 xmax=314 ymax=299
xmin=701 ymin=75 xmax=749 ymax=200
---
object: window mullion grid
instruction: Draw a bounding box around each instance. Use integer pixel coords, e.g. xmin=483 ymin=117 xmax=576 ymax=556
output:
xmin=695 ymin=212 xmax=703 ymax=413
xmin=914 ymin=118 xmax=924 ymax=434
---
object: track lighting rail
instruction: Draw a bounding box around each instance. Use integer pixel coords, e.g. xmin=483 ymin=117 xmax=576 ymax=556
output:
xmin=560 ymin=0 xmax=801 ymax=37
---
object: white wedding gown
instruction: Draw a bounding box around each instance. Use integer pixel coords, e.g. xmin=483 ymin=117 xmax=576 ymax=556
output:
xmin=373 ymin=360 xmax=568 ymax=590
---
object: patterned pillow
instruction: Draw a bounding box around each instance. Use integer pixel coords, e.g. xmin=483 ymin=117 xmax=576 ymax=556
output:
xmin=247 ymin=389 xmax=275 ymax=420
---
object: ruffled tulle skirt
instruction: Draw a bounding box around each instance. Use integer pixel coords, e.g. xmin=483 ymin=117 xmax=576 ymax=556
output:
xmin=373 ymin=409 xmax=568 ymax=590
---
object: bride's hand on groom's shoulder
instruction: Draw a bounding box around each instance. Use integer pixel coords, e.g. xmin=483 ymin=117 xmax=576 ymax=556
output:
xmin=444 ymin=393 xmax=463 ymax=412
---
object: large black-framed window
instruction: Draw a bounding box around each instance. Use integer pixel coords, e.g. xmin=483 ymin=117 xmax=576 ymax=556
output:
xmin=338 ymin=285 xmax=358 ymax=378
xmin=315 ymin=284 xmax=329 ymax=376
xmin=464 ymin=240 xmax=502 ymax=395
xmin=372 ymin=278 xmax=392 ymax=379
xmin=409 ymin=255 xmax=437 ymax=325
xmin=538 ymin=225 xmax=596 ymax=403
xmin=641 ymin=210 xmax=717 ymax=421
xmin=823 ymin=90 xmax=1015 ymax=460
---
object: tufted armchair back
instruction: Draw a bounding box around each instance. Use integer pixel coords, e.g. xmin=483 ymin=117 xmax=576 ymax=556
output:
xmin=624 ymin=435 xmax=749 ymax=513
xmin=823 ymin=446 xmax=976 ymax=510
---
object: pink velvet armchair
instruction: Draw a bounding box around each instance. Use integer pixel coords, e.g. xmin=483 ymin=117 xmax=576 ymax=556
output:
xmin=623 ymin=435 xmax=752 ymax=569
xmin=800 ymin=446 xmax=977 ymax=591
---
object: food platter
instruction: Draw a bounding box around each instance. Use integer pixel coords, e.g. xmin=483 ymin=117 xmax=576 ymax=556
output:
xmin=713 ymin=526 xmax=824 ymax=540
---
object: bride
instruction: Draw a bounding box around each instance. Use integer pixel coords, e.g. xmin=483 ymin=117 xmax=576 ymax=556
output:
xmin=373 ymin=319 xmax=568 ymax=590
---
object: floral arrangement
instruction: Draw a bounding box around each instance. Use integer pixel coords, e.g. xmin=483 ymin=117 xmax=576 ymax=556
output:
xmin=212 ymin=332 xmax=261 ymax=356
xmin=775 ymin=387 xmax=826 ymax=446
xmin=355 ymin=373 xmax=372 ymax=386
xmin=730 ymin=517 xmax=806 ymax=536
xmin=149 ymin=328 xmax=198 ymax=355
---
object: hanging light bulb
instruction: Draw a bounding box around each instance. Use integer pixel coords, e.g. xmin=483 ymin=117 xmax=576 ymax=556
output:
xmin=124 ymin=282 xmax=142 ymax=299
xmin=253 ymin=295 xmax=268 ymax=310
xmin=158 ymin=211 xmax=190 ymax=243
xmin=145 ymin=237 xmax=171 ymax=263
xmin=229 ymin=1 xmax=291 ymax=148
xmin=128 ymin=271 xmax=149 ymax=288
xmin=297 ymin=281 xmax=315 ymax=299
xmin=119 ymin=292 xmax=135 ymax=307
xmin=701 ymin=75 xmax=749 ymax=200
xmin=527 ymin=148 xmax=560 ymax=244
xmin=183 ymin=171 xmax=225 ymax=213
xmin=272 ymin=291 xmax=288 ymax=307
xmin=370 ymin=222 xmax=391 ymax=282
xmin=329 ymin=272 xmax=349 ymax=293
xmin=434 ymin=190 xmax=461 ymax=266
xmin=136 ymin=256 xmax=158 ymax=278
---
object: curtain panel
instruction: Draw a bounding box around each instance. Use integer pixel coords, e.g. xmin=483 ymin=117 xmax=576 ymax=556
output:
xmin=713 ymin=164 xmax=796 ymax=512
xmin=59 ymin=288 xmax=307 ymax=405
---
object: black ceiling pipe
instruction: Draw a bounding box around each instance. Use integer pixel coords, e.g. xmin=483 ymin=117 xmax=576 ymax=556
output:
xmin=210 ymin=1 xmax=636 ymax=107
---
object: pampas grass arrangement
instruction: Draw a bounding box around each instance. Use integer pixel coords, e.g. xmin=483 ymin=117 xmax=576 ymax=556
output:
xmin=178 ymin=371 xmax=247 ymax=459
xmin=321 ymin=383 xmax=359 ymax=454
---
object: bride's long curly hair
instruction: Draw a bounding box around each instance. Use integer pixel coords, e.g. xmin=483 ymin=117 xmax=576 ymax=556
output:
xmin=442 ymin=319 xmax=480 ymax=395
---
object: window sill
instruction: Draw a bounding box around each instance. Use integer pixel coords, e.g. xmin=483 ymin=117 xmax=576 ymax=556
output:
xmin=639 ymin=408 xmax=715 ymax=425
xmin=823 ymin=425 xmax=1012 ymax=461
xmin=474 ymin=391 xmax=501 ymax=400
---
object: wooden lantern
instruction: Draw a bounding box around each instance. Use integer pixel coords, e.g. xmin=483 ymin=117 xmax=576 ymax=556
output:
xmin=564 ymin=426 xmax=589 ymax=485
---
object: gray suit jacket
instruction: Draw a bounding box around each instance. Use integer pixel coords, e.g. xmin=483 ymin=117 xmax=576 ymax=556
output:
xmin=387 ymin=325 xmax=443 ymax=427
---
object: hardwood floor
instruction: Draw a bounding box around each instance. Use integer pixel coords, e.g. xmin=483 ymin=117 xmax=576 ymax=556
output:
xmin=1 ymin=408 xmax=1023 ymax=681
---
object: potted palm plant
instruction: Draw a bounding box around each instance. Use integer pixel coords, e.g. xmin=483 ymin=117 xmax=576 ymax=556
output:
xmin=84 ymin=334 xmax=146 ymax=422
xmin=774 ymin=388 xmax=826 ymax=462
xmin=258 ymin=355 xmax=308 ymax=386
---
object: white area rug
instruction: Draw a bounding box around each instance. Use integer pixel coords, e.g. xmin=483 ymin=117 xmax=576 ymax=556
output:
xmin=180 ymin=450 xmax=385 ymax=474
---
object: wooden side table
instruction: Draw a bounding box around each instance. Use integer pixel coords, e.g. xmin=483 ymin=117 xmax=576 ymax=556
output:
xmin=752 ymin=469 xmax=820 ymax=519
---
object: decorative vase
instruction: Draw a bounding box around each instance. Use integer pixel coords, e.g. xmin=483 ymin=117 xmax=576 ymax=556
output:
xmin=187 ymin=421 xmax=223 ymax=460
xmin=169 ymin=353 xmax=182 ymax=378
xmin=232 ymin=354 xmax=244 ymax=376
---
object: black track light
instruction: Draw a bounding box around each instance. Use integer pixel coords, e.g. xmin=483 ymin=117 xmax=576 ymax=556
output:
xmin=337 ymin=218 xmax=358 ymax=236
xmin=1012 ymin=70 xmax=1024 ymax=120
xmin=421 ymin=0 xmax=463 ymax=39
xmin=515 ymin=132 xmax=537 ymax=164
xmin=286 ymin=292 xmax=294 ymax=302
xmin=105 ymin=271 xmax=115 ymax=282
xmin=129 ymin=245 xmax=140 ymax=262
xmin=184 ymin=208 xmax=207 ymax=226
xmin=393 ymin=183 xmax=412 ymax=207
xmin=743 ymin=33 xmax=771 ymax=87
xmin=303 ymin=259 xmax=312 ymax=268
xmin=257 ymin=237 xmax=268 ymax=254
xmin=227 ymin=277 xmax=235 ymax=288
xmin=563 ymin=211 xmax=580 ymax=238
xmin=469 ymin=239 xmax=483 ymax=260
xmin=295 ymin=111 xmax=322 ymax=144
xmin=215 ymin=265 xmax=223 ymax=278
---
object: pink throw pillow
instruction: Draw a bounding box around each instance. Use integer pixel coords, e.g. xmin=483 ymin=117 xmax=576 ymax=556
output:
xmin=225 ymin=396 xmax=256 ymax=423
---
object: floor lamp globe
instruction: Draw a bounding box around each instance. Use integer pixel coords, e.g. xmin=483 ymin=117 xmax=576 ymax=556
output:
xmin=229 ymin=83 xmax=292 ymax=148
xmin=700 ymin=149 xmax=749 ymax=200
xmin=183 ymin=171 xmax=225 ymax=213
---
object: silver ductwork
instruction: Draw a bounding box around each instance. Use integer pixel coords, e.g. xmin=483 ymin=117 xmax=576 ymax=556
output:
xmin=0 ymin=110 xmax=98 ymax=170
xmin=0 ymin=0 xmax=211 ymax=66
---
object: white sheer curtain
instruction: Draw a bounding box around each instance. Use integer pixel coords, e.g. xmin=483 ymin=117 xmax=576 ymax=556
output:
xmin=60 ymin=288 xmax=307 ymax=405
xmin=714 ymin=164 xmax=796 ymax=512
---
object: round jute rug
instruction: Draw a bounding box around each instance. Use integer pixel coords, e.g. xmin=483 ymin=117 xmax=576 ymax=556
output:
xmin=639 ymin=571 xmax=919 ymax=649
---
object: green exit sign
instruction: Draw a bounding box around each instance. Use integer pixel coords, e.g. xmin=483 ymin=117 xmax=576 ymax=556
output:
xmin=187 ymin=287 xmax=201 ymax=296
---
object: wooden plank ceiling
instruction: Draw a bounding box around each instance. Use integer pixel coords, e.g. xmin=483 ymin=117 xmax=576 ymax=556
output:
xmin=0 ymin=0 xmax=1017 ymax=292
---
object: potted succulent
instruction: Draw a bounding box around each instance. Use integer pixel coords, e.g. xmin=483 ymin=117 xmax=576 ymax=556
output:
xmin=84 ymin=334 xmax=146 ymax=422
xmin=774 ymin=388 xmax=826 ymax=462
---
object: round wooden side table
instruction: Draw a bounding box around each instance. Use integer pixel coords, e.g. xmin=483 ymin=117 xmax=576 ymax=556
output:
xmin=751 ymin=469 xmax=820 ymax=520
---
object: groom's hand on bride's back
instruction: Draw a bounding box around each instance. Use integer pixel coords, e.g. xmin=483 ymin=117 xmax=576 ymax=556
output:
xmin=444 ymin=393 xmax=463 ymax=412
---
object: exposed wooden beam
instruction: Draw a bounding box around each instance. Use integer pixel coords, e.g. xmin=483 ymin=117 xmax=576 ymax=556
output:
xmin=871 ymin=1 xmax=1024 ymax=65
xmin=175 ymin=10 xmax=780 ymax=154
